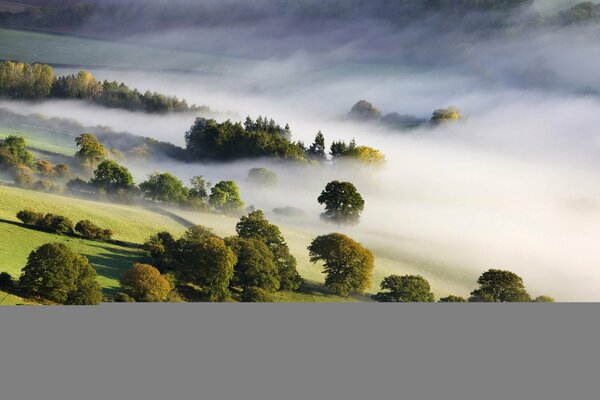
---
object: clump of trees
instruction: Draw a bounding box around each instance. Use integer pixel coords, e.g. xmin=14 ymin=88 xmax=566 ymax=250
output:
xmin=19 ymin=243 xmax=102 ymax=305
xmin=0 ymin=3 xmax=93 ymax=29
xmin=185 ymin=116 xmax=306 ymax=161
xmin=16 ymin=210 xmax=114 ymax=241
xmin=0 ymin=61 xmax=203 ymax=114
xmin=431 ymin=106 xmax=462 ymax=124
xmin=141 ymin=211 xmax=302 ymax=301
xmin=308 ymin=233 xmax=374 ymax=296
xmin=372 ymin=268 xmax=554 ymax=303
xmin=556 ymin=2 xmax=600 ymax=25
xmin=16 ymin=209 xmax=74 ymax=235
xmin=318 ymin=180 xmax=365 ymax=225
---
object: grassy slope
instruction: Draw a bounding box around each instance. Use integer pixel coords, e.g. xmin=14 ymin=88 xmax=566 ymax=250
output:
xmin=0 ymin=185 xmax=188 ymax=243
xmin=0 ymin=221 xmax=148 ymax=293
xmin=0 ymin=185 xmax=352 ymax=302
xmin=0 ymin=128 xmax=76 ymax=156
xmin=0 ymin=28 xmax=228 ymax=71
xmin=0 ymin=289 xmax=32 ymax=305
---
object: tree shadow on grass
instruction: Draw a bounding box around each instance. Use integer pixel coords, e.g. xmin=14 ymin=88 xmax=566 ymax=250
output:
xmin=82 ymin=243 xmax=150 ymax=294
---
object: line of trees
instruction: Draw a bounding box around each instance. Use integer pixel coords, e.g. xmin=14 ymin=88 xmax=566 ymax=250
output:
xmin=16 ymin=209 xmax=114 ymax=241
xmin=0 ymin=61 xmax=204 ymax=114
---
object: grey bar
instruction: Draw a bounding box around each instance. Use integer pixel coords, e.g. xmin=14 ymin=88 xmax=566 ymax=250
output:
xmin=1 ymin=304 xmax=598 ymax=400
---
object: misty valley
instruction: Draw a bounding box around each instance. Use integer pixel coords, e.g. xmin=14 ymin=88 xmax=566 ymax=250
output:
xmin=1 ymin=0 xmax=600 ymax=304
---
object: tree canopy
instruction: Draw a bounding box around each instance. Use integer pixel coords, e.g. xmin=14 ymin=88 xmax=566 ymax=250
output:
xmin=185 ymin=116 xmax=306 ymax=161
xmin=308 ymin=233 xmax=374 ymax=296
xmin=90 ymin=160 xmax=135 ymax=194
xmin=372 ymin=275 xmax=435 ymax=302
xmin=19 ymin=243 xmax=102 ymax=305
xmin=226 ymin=237 xmax=281 ymax=293
xmin=469 ymin=269 xmax=531 ymax=302
xmin=120 ymin=263 xmax=171 ymax=302
xmin=140 ymin=172 xmax=189 ymax=205
xmin=209 ymin=180 xmax=245 ymax=214
xmin=318 ymin=181 xmax=365 ymax=225
xmin=236 ymin=210 xmax=302 ymax=291
xmin=75 ymin=133 xmax=106 ymax=167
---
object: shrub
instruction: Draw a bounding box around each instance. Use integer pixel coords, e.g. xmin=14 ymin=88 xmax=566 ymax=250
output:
xmin=14 ymin=164 xmax=35 ymax=188
xmin=0 ymin=272 xmax=14 ymax=289
xmin=241 ymin=287 xmax=275 ymax=302
xmin=36 ymin=160 xmax=56 ymax=176
xmin=16 ymin=209 xmax=44 ymax=225
xmin=75 ymin=220 xmax=113 ymax=241
xmin=33 ymin=179 xmax=62 ymax=193
xmin=41 ymin=214 xmax=74 ymax=235
xmin=113 ymin=292 xmax=136 ymax=303
xmin=272 ymin=206 xmax=305 ymax=217
xmin=120 ymin=263 xmax=171 ymax=302
xmin=247 ymin=167 xmax=278 ymax=187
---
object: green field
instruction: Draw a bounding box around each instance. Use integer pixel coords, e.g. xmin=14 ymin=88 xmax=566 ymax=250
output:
xmin=0 ymin=28 xmax=237 ymax=72
xmin=0 ymin=128 xmax=76 ymax=156
xmin=0 ymin=289 xmax=32 ymax=305
xmin=0 ymin=185 xmax=356 ymax=302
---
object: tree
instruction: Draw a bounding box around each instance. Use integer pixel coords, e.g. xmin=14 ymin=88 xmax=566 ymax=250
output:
xmin=308 ymin=131 xmax=326 ymax=160
xmin=439 ymin=295 xmax=468 ymax=303
xmin=90 ymin=160 xmax=135 ymax=194
xmin=209 ymin=180 xmax=244 ymax=214
xmin=36 ymin=160 xmax=55 ymax=176
xmin=120 ymin=263 xmax=171 ymax=302
xmin=431 ymin=106 xmax=462 ymax=124
xmin=75 ymin=133 xmax=106 ymax=167
xmin=14 ymin=165 xmax=35 ymax=188
xmin=16 ymin=209 xmax=44 ymax=225
xmin=140 ymin=172 xmax=189 ymax=205
xmin=226 ymin=237 xmax=280 ymax=293
xmin=236 ymin=210 xmax=302 ymax=291
xmin=372 ymin=275 xmax=435 ymax=302
xmin=178 ymin=236 xmax=236 ymax=302
xmin=143 ymin=231 xmax=178 ymax=271
xmin=189 ymin=175 xmax=211 ymax=200
xmin=247 ymin=167 xmax=278 ymax=187
xmin=19 ymin=243 xmax=102 ymax=305
xmin=308 ymin=233 xmax=374 ymax=296
xmin=318 ymin=181 xmax=365 ymax=225
xmin=54 ymin=163 xmax=71 ymax=179
xmin=1 ymin=135 xmax=34 ymax=166
xmin=348 ymin=100 xmax=381 ymax=120
xmin=469 ymin=269 xmax=532 ymax=302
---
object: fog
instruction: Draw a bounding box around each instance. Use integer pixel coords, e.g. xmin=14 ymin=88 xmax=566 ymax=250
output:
xmin=4 ymin=0 xmax=600 ymax=300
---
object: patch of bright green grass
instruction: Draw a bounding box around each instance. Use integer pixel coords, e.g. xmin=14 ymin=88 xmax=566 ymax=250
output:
xmin=0 ymin=128 xmax=76 ymax=156
xmin=0 ymin=221 xmax=147 ymax=293
xmin=0 ymin=289 xmax=32 ymax=305
xmin=0 ymin=185 xmax=187 ymax=244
